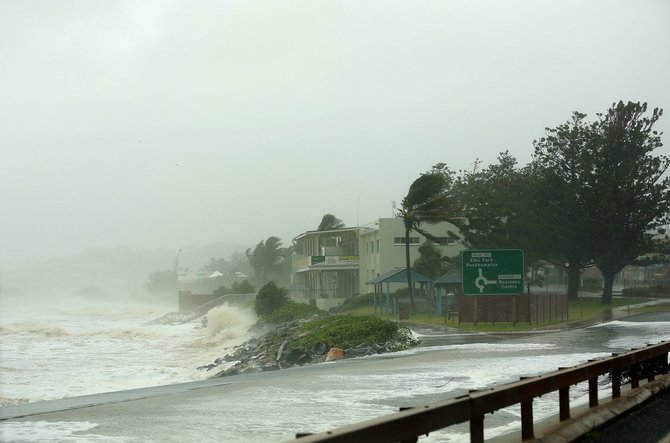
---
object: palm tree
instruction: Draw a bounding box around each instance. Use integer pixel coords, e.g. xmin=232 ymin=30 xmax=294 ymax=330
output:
xmin=246 ymin=236 xmax=283 ymax=284
xmin=261 ymin=236 xmax=283 ymax=282
xmin=397 ymin=172 xmax=459 ymax=313
xmin=318 ymin=213 xmax=345 ymax=231
xmin=246 ymin=241 xmax=264 ymax=283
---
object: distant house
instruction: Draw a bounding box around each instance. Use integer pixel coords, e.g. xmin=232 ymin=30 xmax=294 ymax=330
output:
xmin=177 ymin=271 xmax=226 ymax=311
xmin=291 ymin=218 xmax=464 ymax=310
xmin=292 ymin=227 xmax=360 ymax=311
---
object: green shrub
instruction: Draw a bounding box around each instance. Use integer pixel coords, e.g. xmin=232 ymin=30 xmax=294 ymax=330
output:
xmin=231 ymin=280 xmax=255 ymax=294
xmin=265 ymin=301 xmax=325 ymax=323
xmin=582 ymin=278 xmax=602 ymax=292
xmin=622 ymin=286 xmax=670 ymax=298
xmin=213 ymin=285 xmax=230 ymax=297
xmin=339 ymin=293 xmax=375 ymax=311
xmin=255 ymin=281 xmax=290 ymax=317
xmin=290 ymin=315 xmax=411 ymax=350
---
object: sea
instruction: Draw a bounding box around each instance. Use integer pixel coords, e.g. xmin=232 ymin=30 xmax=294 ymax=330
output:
xmin=1 ymin=292 xmax=670 ymax=443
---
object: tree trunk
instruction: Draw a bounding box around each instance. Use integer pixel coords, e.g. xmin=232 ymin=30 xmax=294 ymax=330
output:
xmin=404 ymin=222 xmax=415 ymax=314
xmin=566 ymin=262 xmax=581 ymax=301
xmin=601 ymin=271 xmax=615 ymax=305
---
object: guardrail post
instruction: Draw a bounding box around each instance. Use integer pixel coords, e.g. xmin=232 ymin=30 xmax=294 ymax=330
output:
xmin=559 ymin=387 xmax=570 ymax=420
xmin=611 ymin=368 xmax=621 ymax=399
xmin=646 ymin=348 xmax=657 ymax=381
xmin=631 ymin=364 xmax=640 ymax=388
xmin=661 ymin=352 xmax=669 ymax=374
xmin=470 ymin=415 xmax=484 ymax=443
xmin=521 ymin=399 xmax=534 ymax=440
xmin=399 ymin=408 xmax=418 ymax=443
xmin=588 ymin=377 xmax=598 ymax=407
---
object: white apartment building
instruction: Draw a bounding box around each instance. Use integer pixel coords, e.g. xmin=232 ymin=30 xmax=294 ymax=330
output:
xmin=358 ymin=217 xmax=463 ymax=294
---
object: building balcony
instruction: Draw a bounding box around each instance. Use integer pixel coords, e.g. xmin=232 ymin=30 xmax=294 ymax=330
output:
xmin=293 ymin=254 xmax=360 ymax=272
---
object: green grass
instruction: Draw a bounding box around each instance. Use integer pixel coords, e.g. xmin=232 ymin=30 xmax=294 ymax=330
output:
xmin=626 ymin=301 xmax=670 ymax=315
xmin=339 ymin=296 xmax=659 ymax=333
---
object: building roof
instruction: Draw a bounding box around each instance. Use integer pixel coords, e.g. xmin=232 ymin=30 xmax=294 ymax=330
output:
xmin=366 ymin=267 xmax=432 ymax=285
xmin=434 ymin=270 xmax=463 ymax=285
xmin=293 ymin=226 xmax=359 ymax=242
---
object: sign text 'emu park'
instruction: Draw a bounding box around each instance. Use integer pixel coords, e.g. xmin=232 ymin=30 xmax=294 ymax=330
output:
xmin=462 ymin=249 xmax=524 ymax=295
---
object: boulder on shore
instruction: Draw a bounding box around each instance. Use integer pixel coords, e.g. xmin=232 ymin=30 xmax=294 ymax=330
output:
xmin=196 ymin=318 xmax=419 ymax=378
xmin=325 ymin=347 xmax=344 ymax=362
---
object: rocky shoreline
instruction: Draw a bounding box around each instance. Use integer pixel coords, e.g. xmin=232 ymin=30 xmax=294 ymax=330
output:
xmin=197 ymin=317 xmax=420 ymax=377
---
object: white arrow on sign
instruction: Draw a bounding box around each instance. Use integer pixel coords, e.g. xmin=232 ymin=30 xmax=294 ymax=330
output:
xmin=474 ymin=268 xmax=498 ymax=293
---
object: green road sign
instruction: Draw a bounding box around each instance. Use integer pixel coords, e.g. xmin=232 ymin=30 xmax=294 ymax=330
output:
xmin=462 ymin=249 xmax=524 ymax=295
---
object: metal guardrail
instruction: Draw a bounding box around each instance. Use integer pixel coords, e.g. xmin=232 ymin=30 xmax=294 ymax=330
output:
xmin=146 ymin=293 xmax=256 ymax=325
xmin=291 ymin=341 xmax=670 ymax=443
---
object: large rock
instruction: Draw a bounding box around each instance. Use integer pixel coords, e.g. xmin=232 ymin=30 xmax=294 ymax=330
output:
xmin=326 ymin=347 xmax=344 ymax=362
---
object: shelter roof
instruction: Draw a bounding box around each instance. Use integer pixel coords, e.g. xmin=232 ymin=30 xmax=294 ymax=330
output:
xmin=366 ymin=268 xmax=432 ymax=285
xmin=434 ymin=270 xmax=463 ymax=286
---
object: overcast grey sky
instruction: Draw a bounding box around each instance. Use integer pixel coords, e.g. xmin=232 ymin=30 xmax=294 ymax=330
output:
xmin=1 ymin=0 xmax=669 ymax=269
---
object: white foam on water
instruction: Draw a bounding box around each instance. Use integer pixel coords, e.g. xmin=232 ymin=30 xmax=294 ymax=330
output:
xmin=0 ymin=421 xmax=139 ymax=442
xmin=0 ymin=297 xmax=256 ymax=404
xmin=390 ymin=342 xmax=557 ymax=356
xmin=589 ymin=319 xmax=670 ymax=349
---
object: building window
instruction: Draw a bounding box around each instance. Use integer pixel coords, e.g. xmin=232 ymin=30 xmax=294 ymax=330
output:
xmin=434 ymin=237 xmax=455 ymax=245
xmin=394 ymin=237 xmax=420 ymax=245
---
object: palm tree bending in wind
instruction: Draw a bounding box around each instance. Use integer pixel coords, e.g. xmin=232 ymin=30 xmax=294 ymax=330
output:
xmin=397 ymin=172 xmax=459 ymax=313
xmin=318 ymin=214 xmax=345 ymax=231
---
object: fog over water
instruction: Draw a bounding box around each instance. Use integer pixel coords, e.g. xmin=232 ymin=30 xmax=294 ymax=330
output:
xmin=1 ymin=0 xmax=669 ymax=272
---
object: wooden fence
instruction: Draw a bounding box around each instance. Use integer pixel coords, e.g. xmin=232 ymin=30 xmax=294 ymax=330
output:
xmin=458 ymin=293 xmax=568 ymax=324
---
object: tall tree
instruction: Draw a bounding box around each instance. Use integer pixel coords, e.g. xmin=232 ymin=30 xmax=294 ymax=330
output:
xmin=531 ymin=115 xmax=597 ymax=300
xmin=413 ymin=240 xmax=449 ymax=279
xmin=454 ymin=152 xmax=529 ymax=249
xmin=586 ymin=101 xmax=669 ymax=304
xmin=533 ymin=102 xmax=669 ymax=304
xmin=397 ymin=172 xmax=460 ymax=313
xmin=318 ymin=214 xmax=345 ymax=231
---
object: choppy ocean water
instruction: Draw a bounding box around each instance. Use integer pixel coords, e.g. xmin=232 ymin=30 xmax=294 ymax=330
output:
xmin=0 ymin=294 xmax=256 ymax=406
xmin=1 ymin=294 xmax=670 ymax=443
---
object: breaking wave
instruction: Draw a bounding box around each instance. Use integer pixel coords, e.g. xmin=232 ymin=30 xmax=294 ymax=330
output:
xmin=201 ymin=304 xmax=257 ymax=347
xmin=0 ymin=321 xmax=70 ymax=338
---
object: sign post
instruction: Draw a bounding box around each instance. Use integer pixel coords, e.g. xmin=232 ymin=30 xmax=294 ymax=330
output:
xmin=462 ymin=249 xmax=524 ymax=295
